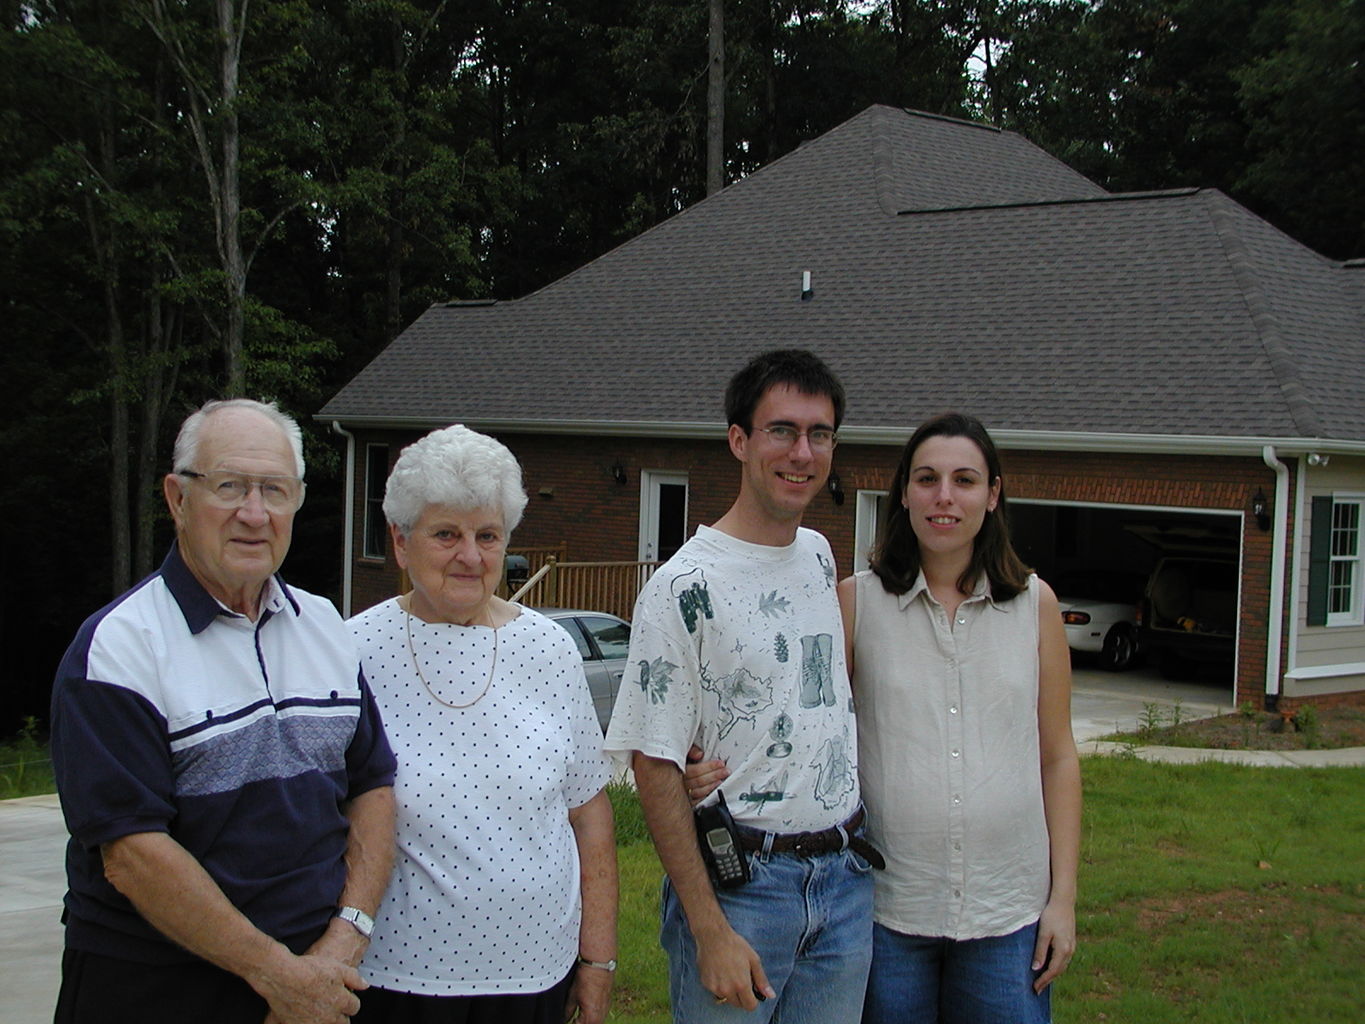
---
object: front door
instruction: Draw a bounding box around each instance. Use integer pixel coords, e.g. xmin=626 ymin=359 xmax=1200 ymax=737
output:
xmin=639 ymin=471 xmax=688 ymax=563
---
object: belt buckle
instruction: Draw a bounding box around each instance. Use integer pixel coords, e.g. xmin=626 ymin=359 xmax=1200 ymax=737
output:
xmin=792 ymin=835 xmax=814 ymax=857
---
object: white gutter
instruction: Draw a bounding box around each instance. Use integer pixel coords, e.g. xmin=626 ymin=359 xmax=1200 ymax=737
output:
xmin=317 ymin=414 xmax=1365 ymax=459
xmin=331 ymin=421 xmax=356 ymax=618
xmin=1262 ymin=445 xmax=1290 ymax=702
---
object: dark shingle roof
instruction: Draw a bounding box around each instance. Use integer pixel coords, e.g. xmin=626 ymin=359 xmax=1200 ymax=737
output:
xmin=321 ymin=105 xmax=1365 ymax=445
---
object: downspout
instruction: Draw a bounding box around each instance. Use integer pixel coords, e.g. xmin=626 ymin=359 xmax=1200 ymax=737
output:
xmin=1262 ymin=445 xmax=1290 ymax=709
xmin=332 ymin=421 xmax=356 ymax=618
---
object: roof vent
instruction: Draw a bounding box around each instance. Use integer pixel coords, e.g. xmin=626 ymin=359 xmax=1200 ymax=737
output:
xmin=801 ymin=271 xmax=813 ymax=301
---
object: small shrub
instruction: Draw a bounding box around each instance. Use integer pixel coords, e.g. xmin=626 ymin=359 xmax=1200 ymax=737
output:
xmin=1138 ymin=702 xmax=1165 ymax=738
xmin=1295 ymin=705 xmax=1322 ymax=750
xmin=0 ymin=716 xmax=53 ymax=798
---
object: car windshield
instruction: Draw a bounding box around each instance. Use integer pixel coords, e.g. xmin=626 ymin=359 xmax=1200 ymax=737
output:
xmin=1056 ymin=571 xmax=1145 ymax=603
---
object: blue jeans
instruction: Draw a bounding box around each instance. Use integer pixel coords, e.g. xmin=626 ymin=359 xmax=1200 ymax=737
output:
xmin=661 ymin=847 xmax=875 ymax=1023
xmin=862 ymin=920 xmax=1051 ymax=1024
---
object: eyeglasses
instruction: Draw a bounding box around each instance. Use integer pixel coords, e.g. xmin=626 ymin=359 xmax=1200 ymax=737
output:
xmin=756 ymin=425 xmax=839 ymax=451
xmin=178 ymin=470 xmax=306 ymax=513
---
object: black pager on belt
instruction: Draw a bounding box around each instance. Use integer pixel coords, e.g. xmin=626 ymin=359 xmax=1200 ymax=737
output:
xmin=695 ymin=790 xmax=750 ymax=889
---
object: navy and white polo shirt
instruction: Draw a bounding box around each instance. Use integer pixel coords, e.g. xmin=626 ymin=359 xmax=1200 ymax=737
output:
xmin=51 ymin=544 xmax=395 ymax=964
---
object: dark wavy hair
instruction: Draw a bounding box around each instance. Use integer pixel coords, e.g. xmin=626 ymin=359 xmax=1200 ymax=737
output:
xmin=725 ymin=349 xmax=846 ymax=432
xmin=869 ymin=412 xmax=1032 ymax=600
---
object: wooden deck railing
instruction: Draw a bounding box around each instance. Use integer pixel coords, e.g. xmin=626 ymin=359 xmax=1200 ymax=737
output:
xmin=510 ymin=557 xmax=659 ymax=621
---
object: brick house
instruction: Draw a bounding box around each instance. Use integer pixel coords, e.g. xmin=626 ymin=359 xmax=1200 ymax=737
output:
xmin=319 ymin=105 xmax=1365 ymax=711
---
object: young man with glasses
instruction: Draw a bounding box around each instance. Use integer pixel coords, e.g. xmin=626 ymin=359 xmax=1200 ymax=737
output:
xmin=50 ymin=399 xmax=395 ymax=1024
xmin=606 ymin=350 xmax=877 ymax=1023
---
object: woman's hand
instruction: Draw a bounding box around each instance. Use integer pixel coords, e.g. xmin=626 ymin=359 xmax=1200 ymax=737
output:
xmin=1032 ymin=895 xmax=1076 ymax=993
xmin=564 ymin=961 xmax=613 ymax=1024
xmin=682 ymin=745 xmax=729 ymax=805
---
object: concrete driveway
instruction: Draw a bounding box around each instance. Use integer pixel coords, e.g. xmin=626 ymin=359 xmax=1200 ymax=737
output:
xmin=0 ymin=665 xmax=1233 ymax=1022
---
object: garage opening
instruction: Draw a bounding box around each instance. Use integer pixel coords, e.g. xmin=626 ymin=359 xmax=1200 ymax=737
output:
xmin=1010 ymin=502 xmax=1241 ymax=698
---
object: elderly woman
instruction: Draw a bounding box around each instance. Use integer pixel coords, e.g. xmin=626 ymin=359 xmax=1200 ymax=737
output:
xmin=348 ymin=424 xmax=617 ymax=1024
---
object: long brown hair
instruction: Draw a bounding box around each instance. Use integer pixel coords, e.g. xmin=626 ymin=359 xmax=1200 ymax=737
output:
xmin=869 ymin=412 xmax=1031 ymax=600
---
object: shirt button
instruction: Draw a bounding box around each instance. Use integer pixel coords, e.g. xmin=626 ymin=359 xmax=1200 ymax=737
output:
xmin=956 ymin=617 xmax=966 ymax=625
xmin=952 ymin=795 xmax=962 ymax=805
xmin=951 ymin=749 xmax=961 ymax=758
xmin=949 ymin=705 xmax=959 ymax=715
xmin=953 ymin=889 xmax=962 ymax=898
xmin=953 ymin=841 xmax=962 ymax=851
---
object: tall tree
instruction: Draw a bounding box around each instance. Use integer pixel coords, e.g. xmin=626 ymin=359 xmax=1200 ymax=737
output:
xmin=708 ymin=0 xmax=725 ymax=194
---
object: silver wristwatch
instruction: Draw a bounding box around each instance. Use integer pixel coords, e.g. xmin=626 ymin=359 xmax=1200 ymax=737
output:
xmin=335 ymin=905 xmax=375 ymax=938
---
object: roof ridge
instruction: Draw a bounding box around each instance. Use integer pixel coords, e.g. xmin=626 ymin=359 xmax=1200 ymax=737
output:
xmin=891 ymin=105 xmax=1003 ymax=134
xmin=870 ymin=123 xmax=901 ymax=216
xmin=1200 ymin=190 xmax=1321 ymax=437
xmin=896 ymin=187 xmax=1199 ymax=217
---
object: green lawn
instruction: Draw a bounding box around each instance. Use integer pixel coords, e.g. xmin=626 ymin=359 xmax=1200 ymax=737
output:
xmin=607 ymin=759 xmax=1365 ymax=1023
xmin=9 ymin=748 xmax=1360 ymax=1022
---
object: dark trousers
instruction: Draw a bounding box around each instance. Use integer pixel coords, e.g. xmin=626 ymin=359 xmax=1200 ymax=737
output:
xmin=54 ymin=948 xmax=269 ymax=1024
xmin=350 ymin=970 xmax=575 ymax=1024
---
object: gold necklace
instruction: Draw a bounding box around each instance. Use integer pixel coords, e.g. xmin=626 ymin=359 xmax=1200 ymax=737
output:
xmin=404 ymin=601 xmax=499 ymax=709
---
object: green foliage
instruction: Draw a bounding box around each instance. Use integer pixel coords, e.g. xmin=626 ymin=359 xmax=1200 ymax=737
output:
xmin=990 ymin=0 xmax=1364 ymax=259
xmin=0 ymin=718 xmax=54 ymax=799
xmin=4 ymin=0 xmax=1361 ymax=729
xmin=1294 ymin=704 xmax=1321 ymax=749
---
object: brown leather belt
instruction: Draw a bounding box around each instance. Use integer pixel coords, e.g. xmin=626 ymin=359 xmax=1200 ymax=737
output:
xmin=736 ymin=806 xmax=886 ymax=869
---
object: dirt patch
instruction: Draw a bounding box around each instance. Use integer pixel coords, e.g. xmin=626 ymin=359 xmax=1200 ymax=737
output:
xmin=1136 ymin=888 xmax=1312 ymax=934
xmin=1121 ymin=706 xmax=1365 ymax=750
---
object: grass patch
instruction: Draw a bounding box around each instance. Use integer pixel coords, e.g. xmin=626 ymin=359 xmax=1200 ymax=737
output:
xmin=607 ymin=760 xmax=1365 ymax=1023
xmin=11 ymin=749 xmax=1360 ymax=1022
xmin=1065 ymin=757 xmax=1364 ymax=1022
xmin=0 ymin=717 xmax=53 ymax=799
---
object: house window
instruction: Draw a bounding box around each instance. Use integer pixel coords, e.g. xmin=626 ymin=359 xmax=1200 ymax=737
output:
xmin=1328 ymin=499 xmax=1364 ymax=625
xmin=362 ymin=444 xmax=389 ymax=560
xmin=853 ymin=490 xmax=890 ymax=572
xmin=1309 ymin=495 xmax=1365 ymax=627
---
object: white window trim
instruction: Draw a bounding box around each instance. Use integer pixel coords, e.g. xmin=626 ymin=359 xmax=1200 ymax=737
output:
xmin=853 ymin=489 xmax=889 ymax=573
xmin=361 ymin=443 xmax=389 ymax=561
xmin=1326 ymin=494 xmax=1365 ymax=628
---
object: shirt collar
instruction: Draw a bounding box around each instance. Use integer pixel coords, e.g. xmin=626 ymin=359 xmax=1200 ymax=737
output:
xmin=160 ymin=542 xmax=300 ymax=634
xmin=899 ymin=568 xmax=995 ymax=611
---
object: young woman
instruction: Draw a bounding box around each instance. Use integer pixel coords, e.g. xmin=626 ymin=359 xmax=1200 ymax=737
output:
xmin=840 ymin=412 xmax=1080 ymax=1024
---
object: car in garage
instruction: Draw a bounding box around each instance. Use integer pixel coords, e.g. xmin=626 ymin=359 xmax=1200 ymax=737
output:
xmin=1139 ymin=555 xmax=1238 ymax=678
xmin=1055 ymin=570 xmax=1146 ymax=671
xmin=539 ymin=608 xmax=631 ymax=731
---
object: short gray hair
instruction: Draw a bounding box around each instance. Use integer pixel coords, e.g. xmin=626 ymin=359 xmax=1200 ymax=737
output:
xmin=172 ymin=399 xmax=306 ymax=479
xmin=383 ymin=424 xmax=527 ymax=536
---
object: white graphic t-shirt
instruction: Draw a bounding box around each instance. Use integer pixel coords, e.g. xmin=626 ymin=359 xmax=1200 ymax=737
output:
xmin=605 ymin=525 xmax=859 ymax=833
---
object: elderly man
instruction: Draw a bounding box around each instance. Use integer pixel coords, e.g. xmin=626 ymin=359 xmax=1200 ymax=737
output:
xmin=50 ymin=399 xmax=396 ymax=1024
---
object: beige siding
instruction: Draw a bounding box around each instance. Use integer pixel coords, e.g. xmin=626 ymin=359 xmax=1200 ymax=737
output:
xmin=1291 ymin=457 xmax=1365 ymax=692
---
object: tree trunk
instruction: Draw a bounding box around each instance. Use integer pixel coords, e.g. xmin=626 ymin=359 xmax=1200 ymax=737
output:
xmin=217 ymin=0 xmax=246 ymax=395
xmin=90 ymin=30 xmax=132 ymax=596
xmin=707 ymin=0 xmax=725 ymax=195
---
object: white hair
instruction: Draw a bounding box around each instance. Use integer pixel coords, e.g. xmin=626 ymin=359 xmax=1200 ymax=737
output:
xmin=383 ymin=424 xmax=527 ymax=536
xmin=172 ymin=398 xmax=305 ymax=478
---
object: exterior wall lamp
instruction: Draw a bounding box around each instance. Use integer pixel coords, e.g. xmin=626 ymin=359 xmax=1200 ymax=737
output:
xmin=828 ymin=470 xmax=845 ymax=506
xmin=611 ymin=461 xmax=627 ymax=485
xmin=1252 ymin=488 xmax=1270 ymax=531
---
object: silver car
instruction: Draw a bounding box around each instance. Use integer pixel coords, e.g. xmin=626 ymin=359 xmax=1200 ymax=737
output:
xmin=539 ymin=608 xmax=631 ymax=731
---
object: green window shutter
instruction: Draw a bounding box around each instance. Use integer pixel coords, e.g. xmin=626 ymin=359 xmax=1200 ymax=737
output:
xmin=1307 ymin=496 xmax=1334 ymax=626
